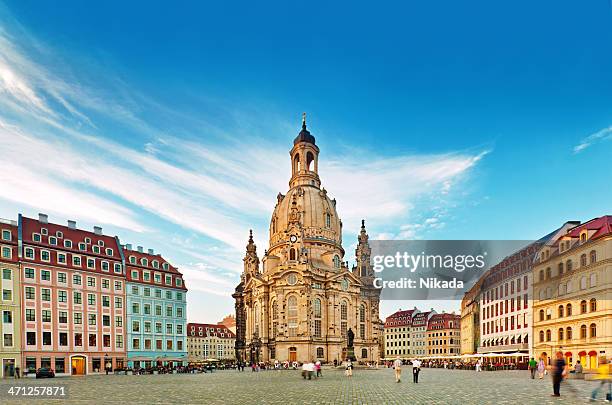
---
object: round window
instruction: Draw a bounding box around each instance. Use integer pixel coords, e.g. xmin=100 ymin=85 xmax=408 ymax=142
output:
xmin=287 ymin=274 xmax=298 ymax=285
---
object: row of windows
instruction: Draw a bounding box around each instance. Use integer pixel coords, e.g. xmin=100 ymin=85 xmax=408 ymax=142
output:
xmin=130 ymin=303 xmax=183 ymax=318
xmin=128 ymin=256 xmax=169 ymax=270
xmin=30 ymin=232 xmax=113 ymax=256
xmin=130 ymin=286 xmax=183 ymax=300
xmin=23 ymin=268 xmax=123 ymax=290
xmin=131 ymin=320 xmax=184 ymax=335
xmin=538 ymin=250 xmax=597 ymax=281
xmin=483 ymin=276 xmax=529 ymax=303
xmin=537 ymin=273 xmax=597 ymax=300
xmin=131 ymin=338 xmax=183 ymax=351
xmin=23 ymin=247 xmax=121 ymax=273
xmin=538 ymin=324 xmax=598 ymax=342
xmin=24 ymin=286 xmax=123 ymax=307
xmin=129 ymin=270 xmax=182 ymax=287
xmin=538 ymin=299 xmax=597 ymax=321
xmin=483 ymin=295 xmax=529 ymax=320
xmin=482 ymin=314 xmax=528 ymax=335
xmin=25 ymin=330 xmax=123 ymax=348
xmin=1 ymin=230 xmax=12 ymax=241
xmin=23 ymin=309 xmax=123 ymax=327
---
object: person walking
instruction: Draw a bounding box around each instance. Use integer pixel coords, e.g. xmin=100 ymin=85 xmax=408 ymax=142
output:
xmin=393 ymin=356 xmax=402 ymax=383
xmin=529 ymin=357 xmax=537 ymax=379
xmin=412 ymin=358 xmax=422 ymax=383
xmin=551 ymin=351 xmax=567 ymax=397
xmin=14 ymin=366 xmax=20 ymax=379
xmin=345 ymin=359 xmax=353 ymax=378
xmin=315 ymin=360 xmax=322 ymax=378
xmin=537 ymin=357 xmax=546 ymax=379
xmin=590 ymin=360 xmax=611 ymax=402
xmin=475 ymin=359 xmax=482 ymax=372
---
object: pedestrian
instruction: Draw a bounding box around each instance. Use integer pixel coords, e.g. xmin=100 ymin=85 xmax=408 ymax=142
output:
xmin=537 ymin=357 xmax=546 ymax=379
xmin=590 ymin=360 xmax=611 ymax=402
xmin=574 ymin=360 xmax=583 ymax=375
xmin=551 ymin=352 xmax=567 ymax=397
xmin=475 ymin=359 xmax=482 ymax=372
xmin=393 ymin=356 xmax=402 ymax=383
xmin=345 ymin=359 xmax=353 ymax=378
xmin=315 ymin=360 xmax=322 ymax=377
xmin=301 ymin=362 xmax=308 ymax=379
xmin=529 ymin=357 xmax=537 ymax=379
xmin=412 ymin=358 xmax=422 ymax=383
xmin=307 ymin=361 xmax=315 ymax=380
xmin=14 ymin=366 xmax=20 ymax=379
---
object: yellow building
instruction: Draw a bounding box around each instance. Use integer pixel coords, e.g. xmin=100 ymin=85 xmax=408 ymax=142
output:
xmin=0 ymin=219 xmax=21 ymax=378
xmin=460 ymin=281 xmax=481 ymax=354
xmin=233 ymin=116 xmax=382 ymax=364
xmin=427 ymin=313 xmax=461 ymax=356
xmin=533 ymin=216 xmax=612 ymax=370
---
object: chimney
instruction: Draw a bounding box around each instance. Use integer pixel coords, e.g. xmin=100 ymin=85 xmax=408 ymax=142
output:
xmin=137 ymin=246 xmax=144 ymax=253
xmin=38 ymin=213 xmax=48 ymax=223
xmin=126 ymin=243 xmax=132 ymax=250
xmin=148 ymin=248 xmax=154 ymax=255
xmin=67 ymin=220 xmax=76 ymax=229
xmin=93 ymin=226 xmax=102 ymax=235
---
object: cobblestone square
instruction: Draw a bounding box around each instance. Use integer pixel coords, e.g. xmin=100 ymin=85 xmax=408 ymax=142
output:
xmin=0 ymin=367 xmax=606 ymax=404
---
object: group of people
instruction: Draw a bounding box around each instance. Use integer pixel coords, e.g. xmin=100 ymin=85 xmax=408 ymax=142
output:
xmin=527 ymin=352 xmax=611 ymax=401
xmin=392 ymin=357 xmax=421 ymax=384
xmin=301 ymin=361 xmax=323 ymax=380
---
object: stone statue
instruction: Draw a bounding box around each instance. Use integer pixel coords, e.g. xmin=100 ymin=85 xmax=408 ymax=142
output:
xmin=347 ymin=328 xmax=354 ymax=348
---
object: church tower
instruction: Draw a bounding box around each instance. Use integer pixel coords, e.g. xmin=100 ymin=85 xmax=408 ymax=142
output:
xmin=354 ymin=220 xmax=374 ymax=279
xmin=243 ymin=229 xmax=260 ymax=282
xmin=289 ymin=113 xmax=321 ymax=189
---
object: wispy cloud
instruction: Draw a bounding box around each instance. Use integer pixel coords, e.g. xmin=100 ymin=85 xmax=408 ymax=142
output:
xmin=573 ymin=126 xmax=612 ymax=153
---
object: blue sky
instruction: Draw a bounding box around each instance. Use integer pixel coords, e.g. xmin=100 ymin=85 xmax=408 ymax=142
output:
xmin=1 ymin=1 xmax=611 ymax=322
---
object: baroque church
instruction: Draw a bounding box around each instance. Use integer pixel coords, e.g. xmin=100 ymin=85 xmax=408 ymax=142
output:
xmin=233 ymin=115 xmax=382 ymax=364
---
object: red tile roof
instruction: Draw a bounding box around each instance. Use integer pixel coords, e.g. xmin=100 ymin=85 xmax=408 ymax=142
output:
xmin=427 ymin=313 xmax=460 ymax=330
xmin=384 ymin=309 xmax=416 ymax=328
xmin=187 ymin=323 xmax=235 ymax=338
xmin=125 ymin=248 xmax=186 ymax=290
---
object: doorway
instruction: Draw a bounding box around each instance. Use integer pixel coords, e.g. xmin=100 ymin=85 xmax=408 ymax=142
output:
xmin=2 ymin=359 xmax=15 ymax=378
xmin=289 ymin=347 xmax=297 ymax=362
xmin=71 ymin=356 xmax=86 ymax=375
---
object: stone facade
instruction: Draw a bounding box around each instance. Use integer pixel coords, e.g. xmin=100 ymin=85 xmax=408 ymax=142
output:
xmin=187 ymin=323 xmax=235 ymax=362
xmin=234 ymin=117 xmax=382 ymax=364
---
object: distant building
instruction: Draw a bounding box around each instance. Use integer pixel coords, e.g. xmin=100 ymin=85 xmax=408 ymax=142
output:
xmin=460 ymin=280 xmax=482 ymax=354
xmin=218 ymin=314 xmax=236 ymax=334
xmin=187 ymin=323 xmax=235 ymax=362
xmin=411 ymin=311 xmax=435 ymax=357
xmin=427 ymin=313 xmax=461 ymax=356
xmin=125 ymin=247 xmax=187 ymax=368
xmin=0 ymin=219 xmax=21 ymax=377
xmin=383 ymin=309 xmax=418 ymax=358
xmin=532 ymin=216 xmax=611 ymax=370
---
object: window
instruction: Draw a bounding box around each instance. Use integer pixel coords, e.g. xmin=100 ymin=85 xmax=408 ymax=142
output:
xmin=176 ymin=292 xmax=182 ymax=301
xmin=333 ymin=255 xmax=340 ymax=268
xmin=79 ymin=242 xmax=86 ymax=251
xmin=58 ymin=253 xmax=66 ymax=264
xmin=92 ymin=246 xmax=100 ymax=254
xmin=546 ymin=329 xmax=551 ymax=341
xmin=74 ymin=333 xmax=83 ymax=346
xmin=166 ymin=306 xmax=173 ymax=317
xmin=580 ymin=324 xmax=587 ymax=339
xmin=580 ymin=254 xmax=587 ymax=267
xmin=3 ymin=333 xmax=13 ymax=347
xmin=41 ymin=270 xmax=50 ymax=281
xmin=114 ymin=280 xmax=122 ymax=291
xmin=131 ymin=286 xmax=139 ymax=295
xmin=88 ymin=314 xmax=96 ymax=325
xmin=116 ymin=335 xmax=123 ymax=348
xmin=26 ymin=332 xmax=36 ymax=345
xmin=132 ymin=303 xmax=140 ymax=314
xmin=41 ymin=310 xmax=51 ymax=322
xmin=288 ymin=295 xmax=298 ymax=337
xmin=566 ymin=260 xmax=573 ymax=272
xmin=73 ymin=256 xmax=81 ymax=266
xmin=64 ymin=240 xmax=72 ymax=248
xmin=58 ymin=290 xmax=67 ymax=303
xmin=558 ymin=305 xmax=564 ymax=318
xmin=102 ymin=295 xmax=110 ymax=307
xmin=25 ymin=247 xmax=34 ymax=259
xmin=59 ymin=311 xmax=68 ymax=323
xmin=144 ymin=321 xmax=151 ymax=333
xmin=566 ymin=303 xmax=572 ymax=316
xmin=143 ymin=287 xmax=150 ymax=297
xmin=177 ymin=308 xmax=183 ymax=318
xmin=41 ymin=288 xmax=51 ymax=301
xmin=166 ymin=340 xmax=173 ymax=350
xmin=141 ymin=258 xmax=148 ymax=266
xmin=59 ymin=333 xmax=67 ymax=347
xmin=3 ymin=310 xmax=12 ymax=323
xmin=155 ymin=323 xmax=162 ymax=333
xmin=115 ymin=297 xmax=123 ymax=308
xmin=87 ymin=277 xmax=96 ymax=287
xmin=33 ymin=233 xmax=41 ymax=242
xmin=165 ymin=275 xmax=172 ymax=285
xmin=87 ymin=258 xmax=95 ymax=269
xmin=114 ymin=263 xmax=122 ymax=273
xmin=566 ymin=327 xmax=572 ymax=340
xmin=49 ymin=236 xmax=57 ymax=245
xmin=24 ymin=268 xmax=34 ymax=279
xmin=102 ymin=279 xmax=109 ymax=289
xmin=103 ymin=315 xmax=110 ymax=327
xmin=154 ymin=274 xmax=161 ymax=283
xmin=57 ymin=272 xmax=67 ymax=283
xmin=166 ymin=290 xmax=172 ymax=300
xmin=166 ymin=324 xmax=173 ymax=334
xmin=590 ymin=298 xmax=597 ymax=312
xmin=73 ymin=291 xmax=82 ymax=304
xmin=152 ymin=260 xmax=159 ymax=269
xmin=132 ymin=321 xmax=140 ymax=332
xmin=26 ymin=309 xmax=35 ymax=321
xmin=2 ymin=289 xmax=11 ymax=301
xmin=581 ymin=300 xmax=587 ymax=314
xmin=590 ymin=250 xmax=597 ymax=264
xmin=115 ymin=316 xmax=123 ymax=327
xmin=143 ymin=272 xmax=151 ymax=282
xmin=1 ymin=230 xmax=10 ymax=240
xmin=89 ymin=334 xmax=96 ymax=347
xmin=2 ymin=268 xmax=11 ymax=280
xmin=590 ymin=323 xmax=597 ymax=338
xmin=73 ymin=274 xmax=82 ymax=285
xmin=176 ymin=278 xmax=182 ymax=287
xmin=155 ymin=305 xmax=162 ymax=316
xmin=105 ymin=248 xmax=113 ymax=256
xmin=43 ymin=332 xmax=51 ymax=345
xmin=40 ymin=250 xmax=50 ymax=261
xmin=87 ymin=294 xmax=96 ymax=305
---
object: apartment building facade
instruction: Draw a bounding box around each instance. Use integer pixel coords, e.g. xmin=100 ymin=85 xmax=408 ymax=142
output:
xmin=0 ymin=219 xmax=21 ymax=377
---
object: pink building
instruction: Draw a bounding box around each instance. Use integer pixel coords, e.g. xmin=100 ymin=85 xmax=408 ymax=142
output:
xmin=19 ymin=214 xmax=126 ymax=375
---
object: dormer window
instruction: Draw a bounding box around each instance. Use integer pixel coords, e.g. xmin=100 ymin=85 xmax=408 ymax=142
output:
xmin=580 ymin=232 xmax=587 ymax=244
xmin=41 ymin=228 xmax=48 ymax=235
xmin=78 ymin=242 xmax=86 ymax=251
xmin=64 ymin=240 xmax=72 ymax=248
xmin=33 ymin=233 xmax=41 ymax=243
xmin=49 ymin=236 xmax=57 ymax=246
xmin=162 ymin=263 xmax=169 ymax=270
xmin=105 ymin=248 xmax=113 ymax=256
xmin=84 ymin=237 xmax=91 ymax=244
xmin=56 ymin=231 xmax=63 ymax=239
xmin=152 ymin=260 xmax=159 ymax=269
xmin=141 ymin=258 xmax=148 ymax=266
xmin=98 ymin=240 xmax=104 ymax=247
xmin=92 ymin=245 xmax=100 ymax=254
xmin=129 ymin=256 xmax=136 ymax=264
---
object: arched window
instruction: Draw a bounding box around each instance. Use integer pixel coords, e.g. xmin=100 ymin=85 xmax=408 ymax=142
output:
xmin=271 ymin=300 xmax=278 ymax=338
xmin=539 ymin=310 xmax=545 ymax=322
xmin=580 ymin=276 xmax=587 ymax=290
xmin=313 ymin=298 xmax=322 ymax=338
xmin=361 ymin=348 xmax=368 ymax=359
xmin=293 ymin=154 xmax=300 ymax=173
xmin=590 ymin=273 xmax=596 ymax=288
xmin=539 ymin=330 xmax=544 ymax=342
xmin=580 ymin=254 xmax=587 ymax=267
xmin=359 ymin=304 xmax=366 ymax=339
xmin=287 ymin=296 xmax=298 ymax=337
xmin=558 ymin=305 xmax=564 ymax=318
xmin=580 ymin=324 xmax=587 ymax=339
xmin=566 ymin=303 xmax=572 ymax=316
xmin=546 ymin=330 xmax=551 ymax=341
xmin=254 ymin=302 xmax=260 ymax=336
xmin=316 ymin=347 xmax=324 ymax=358
xmin=545 ymin=267 xmax=551 ymax=279
xmin=566 ymin=327 xmax=572 ymax=340
xmin=590 ymin=323 xmax=596 ymax=338
xmin=289 ymin=248 xmax=296 ymax=261
xmin=340 ymin=301 xmax=348 ymax=338
xmin=325 ymin=213 xmax=331 ymax=228
xmin=306 ymin=151 xmax=315 ymax=171
xmin=580 ymin=300 xmax=587 ymax=314
xmin=566 ymin=260 xmax=573 ymax=272
xmin=558 ymin=328 xmax=564 ymax=340
xmin=333 ymin=255 xmax=340 ymax=268
xmin=558 ymin=262 xmax=564 ymax=275
xmin=539 ymin=270 xmax=544 ymax=281
xmin=590 ymin=298 xmax=596 ymax=312
xmin=590 ymin=250 xmax=597 ymax=264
